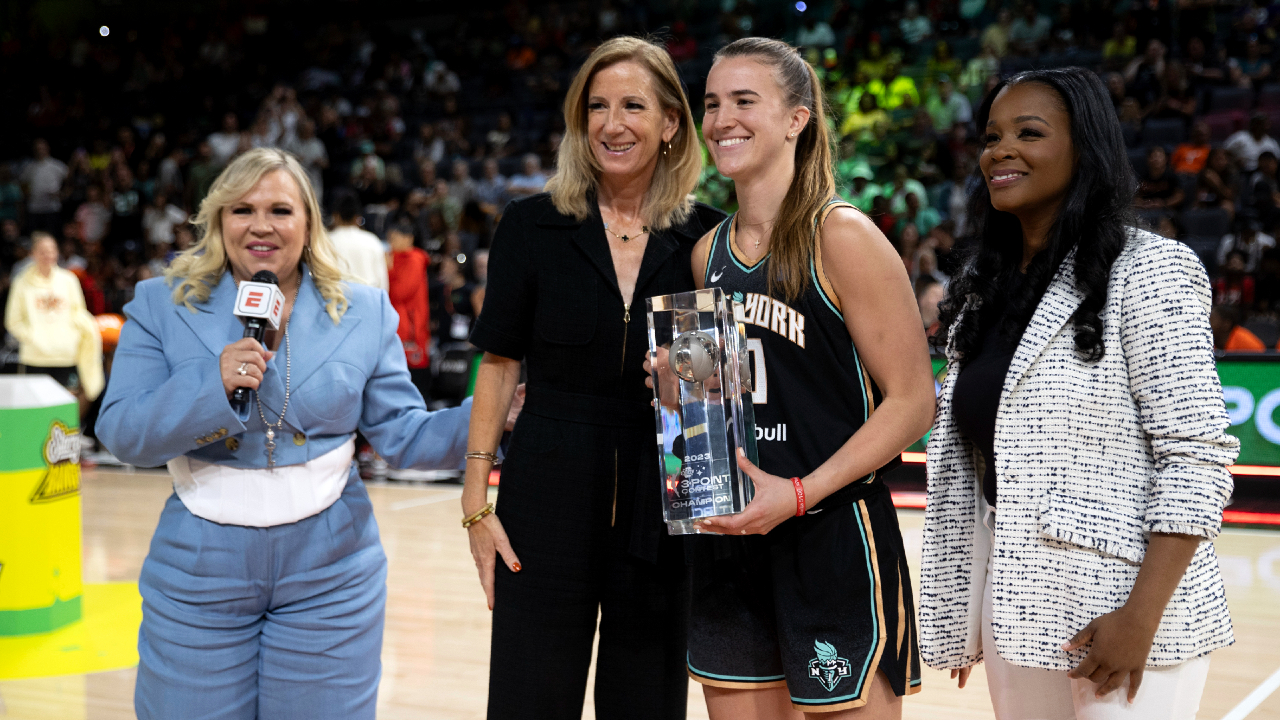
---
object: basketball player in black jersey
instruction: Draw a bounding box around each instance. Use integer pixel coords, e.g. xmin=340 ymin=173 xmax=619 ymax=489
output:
xmin=661 ymin=38 xmax=936 ymax=719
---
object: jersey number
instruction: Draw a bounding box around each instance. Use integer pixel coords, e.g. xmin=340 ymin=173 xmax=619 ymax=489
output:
xmin=747 ymin=339 xmax=767 ymax=405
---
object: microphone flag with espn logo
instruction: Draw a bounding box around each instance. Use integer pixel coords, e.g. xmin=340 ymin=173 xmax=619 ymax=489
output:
xmin=234 ymin=280 xmax=284 ymax=330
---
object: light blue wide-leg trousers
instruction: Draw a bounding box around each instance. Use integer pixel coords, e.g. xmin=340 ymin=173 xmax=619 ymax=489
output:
xmin=135 ymin=472 xmax=387 ymax=720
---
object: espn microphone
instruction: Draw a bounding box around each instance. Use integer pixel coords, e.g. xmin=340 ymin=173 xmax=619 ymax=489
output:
xmin=231 ymin=270 xmax=286 ymax=405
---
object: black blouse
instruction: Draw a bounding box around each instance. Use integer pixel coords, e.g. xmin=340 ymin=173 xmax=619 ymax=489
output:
xmin=469 ymin=193 xmax=726 ymax=562
xmin=951 ymin=272 xmax=1027 ymax=507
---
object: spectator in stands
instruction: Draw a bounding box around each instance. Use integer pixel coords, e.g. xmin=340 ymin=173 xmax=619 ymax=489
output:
xmin=1184 ymin=35 xmax=1225 ymax=91
xmin=413 ymin=122 xmax=446 ymax=168
xmin=796 ymin=13 xmax=836 ymax=49
xmin=1214 ymin=249 xmax=1256 ymax=307
xmin=924 ymin=75 xmax=974 ymax=132
xmin=285 ymin=119 xmax=329 ymax=203
xmin=875 ymin=61 xmax=921 ymax=111
xmin=473 ymin=158 xmax=510 ymax=221
xmin=1135 ymin=146 xmax=1185 ymax=210
xmin=886 ymin=163 xmax=929 ymax=214
xmin=960 ymin=42 xmax=999 ymax=98
xmin=982 ymin=8 xmax=1014 ymax=58
xmin=4 ymin=232 xmax=103 ymax=401
xmin=841 ymin=92 xmax=890 ymax=138
xmin=1248 ymin=150 xmax=1280 ymax=228
xmin=427 ymin=178 xmax=461 ymax=231
xmin=1102 ymin=20 xmax=1137 ymax=67
xmin=1154 ymin=213 xmax=1182 ymax=240
xmin=1225 ymin=112 xmax=1280 ymax=172
xmin=846 ymin=163 xmax=883 ymax=212
xmin=1009 ymin=1 xmax=1052 ymax=55
xmin=1119 ymin=97 xmax=1144 ymax=147
xmin=21 ymin=139 xmax=68 ymax=235
xmin=898 ymin=191 xmax=941 ymax=236
xmin=1237 ymin=35 xmax=1272 ymax=87
xmin=1124 ymin=39 xmax=1167 ymax=109
xmin=1210 ymin=303 xmax=1265 ymax=351
xmin=1225 ymin=57 xmax=1256 ymax=89
xmin=448 ymin=159 xmax=476 ymax=207
xmin=327 ymin=188 xmax=389 ymax=291
xmin=1148 ymin=60 xmax=1198 ymax=120
xmin=386 ymin=220 xmax=431 ymax=402
xmin=109 ymin=165 xmax=144 ymax=253
xmin=1172 ymin=120 xmax=1212 ymax=174
xmin=1197 ymin=147 xmax=1239 ymax=218
xmin=485 ymin=112 xmax=518 ymax=158
xmin=506 ymin=153 xmax=548 ymax=198
xmin=186 ymin=141 xmax=220 ymax=212
xmin=900 ymin=1 xmax=933 ymax=45
xmin=75 ymin=184 xmax=112 ymax=247
xmin=1105 ymin=71 xmax=1127 ymax=112
xmin=207 ymin=112 xmax=242 ymax=168
xmin=141 ymin=192 xmax=187 ymax=247
xmin=1218 ymin=218 xmax=1275 ymax=272
xmin=0 ymin=164 xmax=22 ymax=225
xmin=927 ymin=41 xmax=962 ymax=86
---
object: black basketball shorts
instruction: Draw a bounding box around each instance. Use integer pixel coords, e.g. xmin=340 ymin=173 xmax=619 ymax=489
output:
xmin=686 ymin=487 xmax=921 ymax=713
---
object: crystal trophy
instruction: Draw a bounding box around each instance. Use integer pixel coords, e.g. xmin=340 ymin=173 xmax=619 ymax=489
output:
xmin=646 ymin=288 xmax=758 ymax=535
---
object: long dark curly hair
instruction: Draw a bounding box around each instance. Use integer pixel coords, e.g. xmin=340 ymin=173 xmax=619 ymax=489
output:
xmin=936 ymin=68 xmax=1136 ymax=364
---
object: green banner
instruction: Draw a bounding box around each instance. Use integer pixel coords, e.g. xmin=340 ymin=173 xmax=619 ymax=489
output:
xmin=909 ymin=358 xmax=1280 ymax=467
xmin=1218 ymin=359 xmax=1280 ymax=466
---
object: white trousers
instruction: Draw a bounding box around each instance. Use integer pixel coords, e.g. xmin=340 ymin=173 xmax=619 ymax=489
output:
xmin=980 ymin=509 xmax=1211 ymax=720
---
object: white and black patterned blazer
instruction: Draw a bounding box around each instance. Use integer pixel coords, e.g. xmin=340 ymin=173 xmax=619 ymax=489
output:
xmin=919 ymin=229 xmax=1239 ymax=671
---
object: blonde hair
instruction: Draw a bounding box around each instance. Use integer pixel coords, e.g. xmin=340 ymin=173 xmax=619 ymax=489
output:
xmin=714 ymin=38 xmax=837 ymax=301
xmin=546 ymin=36 xmax=702 ymax=230
xmin=165 ymin=147 xmax=349 ymax=323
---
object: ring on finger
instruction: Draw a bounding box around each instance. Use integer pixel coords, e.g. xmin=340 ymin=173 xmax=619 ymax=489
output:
xmin=237 ymin=362 xmax=249 ymax=376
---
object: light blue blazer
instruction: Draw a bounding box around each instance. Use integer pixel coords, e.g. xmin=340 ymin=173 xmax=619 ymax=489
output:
xmin=98 ymin=266 xmax=471 ymax=472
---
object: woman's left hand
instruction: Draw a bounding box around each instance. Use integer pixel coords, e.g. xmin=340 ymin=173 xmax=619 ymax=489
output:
xmin=694 ymin=450 xmax=801 ymax=536
xmin=1063 ymin=606 xmax=1159 ymax=702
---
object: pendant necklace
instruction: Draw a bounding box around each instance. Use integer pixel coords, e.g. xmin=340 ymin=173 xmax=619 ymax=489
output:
xmin=603 ymin=221 xmax=650 ymax=243
xmin=235 ymin=273 xmax=302 ymax=469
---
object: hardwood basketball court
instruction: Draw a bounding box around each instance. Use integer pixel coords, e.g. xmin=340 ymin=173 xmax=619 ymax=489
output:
xmin=2 ymin=468 xmax=1277 ymax=719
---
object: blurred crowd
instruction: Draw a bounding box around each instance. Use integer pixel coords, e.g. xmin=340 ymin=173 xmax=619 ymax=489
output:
xmin=5 ymin=0 xmax=1280 ymax=385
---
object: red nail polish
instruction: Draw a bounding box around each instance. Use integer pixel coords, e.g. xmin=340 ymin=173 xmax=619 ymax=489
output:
xmin=512 ymin=562 xmax=522 ymax=573
xmin=488 ymin=604 xmax=493 ymax=611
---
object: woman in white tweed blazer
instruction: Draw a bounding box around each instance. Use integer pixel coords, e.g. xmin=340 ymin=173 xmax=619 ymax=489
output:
xmin=921 ymin=68 xmax=1239 ymax=720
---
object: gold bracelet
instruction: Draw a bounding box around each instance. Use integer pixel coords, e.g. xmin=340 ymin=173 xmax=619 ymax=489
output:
xmin=465 ymin=450 xmax=499 ymax=463
xmin=462 ymin=502 xmax=495 ymax=529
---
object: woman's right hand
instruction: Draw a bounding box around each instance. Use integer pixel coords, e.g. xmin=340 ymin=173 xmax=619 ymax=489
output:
xmin=219 ymin=338 xmax=274 ymax=400
xmin=644 ymin=346 xmax=681 ymax=410
xmin=467 ymin=512 xmax=522 ymax=611
xmin=950 ymin=667 xmax=972 ymax=689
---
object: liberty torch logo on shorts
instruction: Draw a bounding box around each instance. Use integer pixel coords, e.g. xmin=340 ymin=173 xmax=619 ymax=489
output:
xmin=808 ymin=640 xmax=851 ymax=692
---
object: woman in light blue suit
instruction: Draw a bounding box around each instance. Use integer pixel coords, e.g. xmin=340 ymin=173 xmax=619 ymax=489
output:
xmin=97 ymin=148 xmax=473 ymax=720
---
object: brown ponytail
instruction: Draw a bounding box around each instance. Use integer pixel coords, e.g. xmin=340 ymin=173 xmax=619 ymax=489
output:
xmin=714 ymin=37 xmax=837 ymax=301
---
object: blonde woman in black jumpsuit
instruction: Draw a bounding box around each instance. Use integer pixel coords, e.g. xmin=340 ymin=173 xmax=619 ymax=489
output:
xmin=461 ymin=37 xmax=726 ymax=720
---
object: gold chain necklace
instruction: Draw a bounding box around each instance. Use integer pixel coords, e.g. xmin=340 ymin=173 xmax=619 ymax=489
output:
xmin=603 ymin=221 xmax=650 ymax=243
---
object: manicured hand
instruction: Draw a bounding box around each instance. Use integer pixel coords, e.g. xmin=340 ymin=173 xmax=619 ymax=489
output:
xmin=219 ymin=338 xmax=274 ymax=400
xmin=466 ymin=512 xmax=521 ymax=611
xmin=1063 ymin=606 xmax=1158 ymax=702
xmin=694 ymin=449 xmax=798 ymax=536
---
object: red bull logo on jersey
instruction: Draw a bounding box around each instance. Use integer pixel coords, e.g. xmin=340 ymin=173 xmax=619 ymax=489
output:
xmin=755 ymin=423 xmax=788 ymax=442
xmin=735 ymin=293 xmax=806 ymax=348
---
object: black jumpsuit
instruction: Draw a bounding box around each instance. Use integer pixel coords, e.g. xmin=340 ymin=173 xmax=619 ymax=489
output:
xmin=470 ymin=193 xmax=726 ymax=720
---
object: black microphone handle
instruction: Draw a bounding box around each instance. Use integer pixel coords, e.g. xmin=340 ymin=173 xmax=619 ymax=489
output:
xmin=231 ymin=318 xmax=269 ymax=405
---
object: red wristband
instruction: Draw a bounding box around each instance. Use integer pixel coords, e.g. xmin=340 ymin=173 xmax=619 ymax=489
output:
xmin=791 ymin=477 xmax=806 ymax=517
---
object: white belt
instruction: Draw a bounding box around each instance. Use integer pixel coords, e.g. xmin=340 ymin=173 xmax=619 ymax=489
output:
xmin=167 ymin=437 xmax=356 ymax=527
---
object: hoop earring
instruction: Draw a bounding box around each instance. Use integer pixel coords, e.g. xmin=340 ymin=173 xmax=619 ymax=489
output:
xmin=662 ymin=140 xmax=669 ymax=157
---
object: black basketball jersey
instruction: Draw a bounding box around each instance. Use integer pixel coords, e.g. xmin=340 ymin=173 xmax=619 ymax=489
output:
xmin=703 ymin=200 xmax=896 ymax=508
